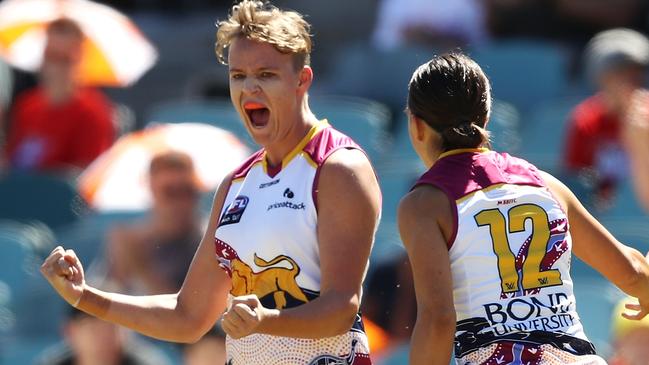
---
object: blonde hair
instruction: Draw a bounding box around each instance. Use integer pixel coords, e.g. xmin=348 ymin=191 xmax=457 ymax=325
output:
xmin=215 ymin=0 xmax=312 ymax=69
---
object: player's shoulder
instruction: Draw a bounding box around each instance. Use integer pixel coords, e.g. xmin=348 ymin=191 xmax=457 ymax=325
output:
xmin=399 ymin=184 xmax=449 ymax=219
xmin=303 ymin=123 xmax=363 ymax=166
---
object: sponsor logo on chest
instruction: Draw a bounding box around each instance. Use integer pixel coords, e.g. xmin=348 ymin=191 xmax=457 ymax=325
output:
xmin=267 ymin=187 xmax=306 ymax=211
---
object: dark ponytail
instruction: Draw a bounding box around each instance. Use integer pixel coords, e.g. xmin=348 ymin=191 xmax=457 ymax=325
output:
xmin=407 ymin=53 xmax=491 ymax=151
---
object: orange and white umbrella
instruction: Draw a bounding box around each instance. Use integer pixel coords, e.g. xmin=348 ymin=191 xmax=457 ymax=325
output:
xmin=79 ymin=123 xmax=251 ymax=211
xmin=0 ymin=0 xmax=157 ymax=87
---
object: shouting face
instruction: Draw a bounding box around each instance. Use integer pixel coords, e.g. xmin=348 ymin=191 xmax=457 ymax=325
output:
xmin=227 ymin=37 xmax=312 ymax=150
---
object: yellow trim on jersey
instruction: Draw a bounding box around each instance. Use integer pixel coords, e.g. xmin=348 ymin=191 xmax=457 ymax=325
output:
xmin=455 ymin=183 xmax=507 ymax=204
xmin=438 ymin=147 xmax=489 ymax=160
xmin=302 ymin=153 xmax=319 ymax=169
xmin=262 ymin=119 xmax=329 ymax=173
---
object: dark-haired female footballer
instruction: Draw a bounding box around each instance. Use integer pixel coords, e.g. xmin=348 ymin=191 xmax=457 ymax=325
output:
xmin=400 ymin=53 xmax=649 ymax=365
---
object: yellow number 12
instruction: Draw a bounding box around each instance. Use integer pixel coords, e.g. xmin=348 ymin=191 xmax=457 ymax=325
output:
xmin=474 ymin=204 xmax=562 ymax=293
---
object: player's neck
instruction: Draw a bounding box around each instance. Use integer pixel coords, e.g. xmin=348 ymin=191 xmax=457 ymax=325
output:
xmin=264 ymin=104 xmax=318 ymax=167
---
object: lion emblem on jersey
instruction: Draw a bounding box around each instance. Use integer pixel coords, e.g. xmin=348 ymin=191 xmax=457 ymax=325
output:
xmin=230 ymin=254 xmax=309 ymax=309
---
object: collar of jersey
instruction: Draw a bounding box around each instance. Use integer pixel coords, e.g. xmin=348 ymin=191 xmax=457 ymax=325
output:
xmin=261 ymin=119 xmax=329 ymax=176
xmin=437 ymin=147 xmax=490 ymax=161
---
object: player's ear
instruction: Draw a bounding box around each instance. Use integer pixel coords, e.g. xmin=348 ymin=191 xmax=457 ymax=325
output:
xmin=409 ymin=114 xmax=427 ymax=142
xmin=297 ymin=66 xmax=313 ymax=91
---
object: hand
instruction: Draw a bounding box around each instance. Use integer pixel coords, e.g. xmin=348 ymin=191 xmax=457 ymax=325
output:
xmin=40 ymin=246 xmax=85 ymax=307
xmin=221 ymin=294 xmax=275 ymax=339
xmin=621 ymin=251 xmax=649 ymax=320
xmin=621 ymin=298 xmax=649 ymax=321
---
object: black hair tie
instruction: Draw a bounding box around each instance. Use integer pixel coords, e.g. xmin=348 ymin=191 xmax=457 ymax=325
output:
xmin=451 ymin=121 xmax=476 ymax=136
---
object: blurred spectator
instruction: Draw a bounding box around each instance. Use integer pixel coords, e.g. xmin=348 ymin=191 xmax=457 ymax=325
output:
xmin=4 ymin=18 xmax=114 ymax=174
xmin=609 ymin=296 xmax=649 ymax=365
xmin=563 ymin=28 xmax=649 ymax=210
xmin=0 ymin=58 xmax=12 ymax=169
xmin=36 ymin=307 xmax=170 ymax=365
xmin=372 ymin=0 xmax=487 ymax=51
xmin=182 ymin=326 xmax=227 ymax=365
xmin=621 ymin=90 xmax=649 ymax=214
xmin=105 ymin=151 xmax=202 ymax=295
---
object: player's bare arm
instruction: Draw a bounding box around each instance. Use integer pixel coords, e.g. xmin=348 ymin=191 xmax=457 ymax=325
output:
xmin=221 ymin=148 xmax=381 ymax=339
xmin=398 ymin=185 xmax=455 ymax=365
xmin=541 ymin=170 xmax=649 ymax=318
xmin=40 ymin=174 xmax=233 ymax=343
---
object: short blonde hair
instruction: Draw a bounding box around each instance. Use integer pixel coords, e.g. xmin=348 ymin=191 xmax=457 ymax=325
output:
xmin=215 ymin=0 xmax=312 ymax=69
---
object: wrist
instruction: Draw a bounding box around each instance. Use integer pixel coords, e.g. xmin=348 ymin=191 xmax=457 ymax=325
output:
xmin=257 ymin=308 xmax=280 ymax=335
xmin=75 ymin=286 xmax=110 ymax=319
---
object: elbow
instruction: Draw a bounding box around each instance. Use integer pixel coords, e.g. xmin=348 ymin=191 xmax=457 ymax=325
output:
xmin=330 ymin=293 xmax=361 ymax=336
xmin=175 ymin=322 xmax=210 ymax=344
xmin=619 ymin=248 xmax=649 ymax=296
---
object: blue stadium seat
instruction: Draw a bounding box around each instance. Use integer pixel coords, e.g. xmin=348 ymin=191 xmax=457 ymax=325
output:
xmin=0 ymin=173 xmax=86 ymax=229
xmin=54 ymin=211 xmax=147 ymax=268
xmin=310 ymin=95 xmax=392 ymax=161
xmin=488 ymin=100 xmax=522 ymax=154
xmin=318 ymin=43 xmax=436 ymax=113
xmin=517 ymin=96 xmax=583 ymax=173
xmin=572 ymin=277 xmax=622 ymax=358
xmin=469 ymin=40 xmax=571 ymax=112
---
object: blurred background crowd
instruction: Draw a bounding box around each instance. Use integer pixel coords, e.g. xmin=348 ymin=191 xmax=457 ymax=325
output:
xmin=2 ymin=0 xmax=649 ymax=364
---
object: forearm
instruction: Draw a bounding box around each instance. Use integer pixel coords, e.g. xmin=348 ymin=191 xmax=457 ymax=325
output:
xmin=77 ymin=286 xmax=200 ymax=343
xmin=409 ymin=315 xmax=455 ymax=365
xmin=258 ymin=292 xmax=358 ymax=338
xmin=615 ymin=247 xmax=649 ymax=299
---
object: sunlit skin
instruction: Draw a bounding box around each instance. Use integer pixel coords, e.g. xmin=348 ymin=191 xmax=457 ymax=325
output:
xmin=400 ymin=102 xmax=649 ymax=364
xmin=40 ymin=31 xmax=83 ymax=104
xmin=228 ymin=37 xmax=317 ymax=166
xmin=39 ymin=33 xmax=381 ymax=345
xmin=406 ymin=111 xmax=444 ymax=168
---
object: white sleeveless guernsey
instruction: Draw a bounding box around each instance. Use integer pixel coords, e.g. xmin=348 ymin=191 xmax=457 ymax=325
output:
xmin=414 ymin=149 xmax=606 ymax=365
xmin=214 ymin=120 xmax=373 ymax=365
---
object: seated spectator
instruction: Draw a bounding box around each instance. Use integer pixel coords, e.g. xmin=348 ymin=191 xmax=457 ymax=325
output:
xmin=4 ymin=18 xmax=114 ymax=174
xmin=609 ymin=296 xmax=649 ymax=365
xmin=372 ymin=0 xmax=487 ymax=51
xmin=563 ymin=28 xmax=649 ymax=210
xmin=35 ymin=307 xmax=170 ymax=365
xmin=182 ymin=326 xmax=227 ymax=365
xmin=105 ymin=151 xmax=202 ymax=295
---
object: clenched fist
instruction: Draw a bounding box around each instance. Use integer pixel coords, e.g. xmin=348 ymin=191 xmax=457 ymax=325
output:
xmin=40 ymin=246 xmax=85 ymax=307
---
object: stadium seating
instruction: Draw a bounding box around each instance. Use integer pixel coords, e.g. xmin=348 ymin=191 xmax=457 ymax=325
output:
xmin=572 ymin=277 xmax=623 ymax=358
xmin=310 ymin=95 xmax=392 ymax=161
xmin=516 ymin=96 xmax=584 ymax=173
xmin=469 ymin=40 xmax=572 ymax=112
xmin=0 ymin=220 xmax=60 ymax=365
xmin=318 ymin=43 xmax=437 ymax=114
xmin=0 ymin=173 xmax=87 ymax=230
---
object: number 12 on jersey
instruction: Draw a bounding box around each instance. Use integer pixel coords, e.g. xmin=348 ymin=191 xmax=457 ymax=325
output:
xmin=474 ymin=204 xmax=563 ymax=294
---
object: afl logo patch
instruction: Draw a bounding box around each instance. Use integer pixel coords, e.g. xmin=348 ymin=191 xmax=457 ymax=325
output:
xmin=220 ymin=195 xmax=249 ymax=226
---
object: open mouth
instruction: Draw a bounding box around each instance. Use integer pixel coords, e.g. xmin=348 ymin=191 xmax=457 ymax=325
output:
xmin=243 ymin=102 xmax=270 ymax=129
